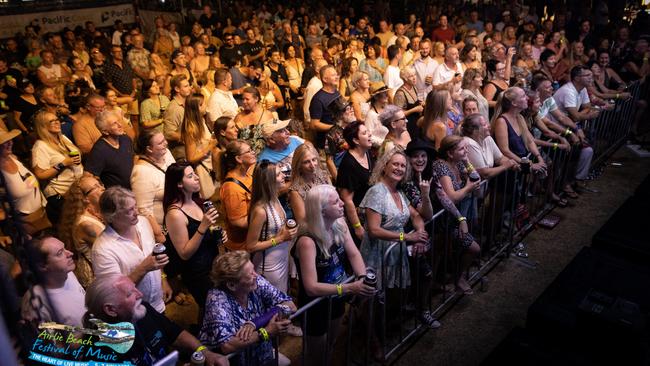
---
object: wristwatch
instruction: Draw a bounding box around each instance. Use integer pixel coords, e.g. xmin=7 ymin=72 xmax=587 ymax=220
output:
xmin=54 ymin=162 xmax=65 ymax=172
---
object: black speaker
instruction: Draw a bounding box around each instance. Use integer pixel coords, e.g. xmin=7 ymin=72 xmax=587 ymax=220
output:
xmin=527 ymin=247 xmax=650 ymax=365
xmin=592 ymin=197 xmax=650 ymax=265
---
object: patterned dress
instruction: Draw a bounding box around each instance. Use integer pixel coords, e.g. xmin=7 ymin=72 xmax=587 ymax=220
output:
xmin=359 ymin=182 xmax=411 ymax=289
xmin=199 ymin=276 xmax=291 ymax=365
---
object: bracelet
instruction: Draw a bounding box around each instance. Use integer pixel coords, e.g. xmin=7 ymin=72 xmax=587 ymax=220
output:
xmin=271 ymin=237 xmax=277 ymax=246
xmin=616 ymin=93 xmax=620 ymax=99
xmin=197 ymin=229 xmax=206 ymax=236
xmin=161 ymin=273 xmax=167 ymax=279
xmin=336 ymin=284 xmax=343 ymax=296
xmin=195 ymin=345 xmax=207 ymax=353
xmin=553 ymin=142 xmax=558 ymax=150
xmin=458 ymin=216 xmax=467 ymax=223
xmin=399 ymin=231 xmax=404 ymax=241
xmin=352 ymin=222 xmax=362 ymax=229
xmin=258 ymin=328 xmax=270 ymax=342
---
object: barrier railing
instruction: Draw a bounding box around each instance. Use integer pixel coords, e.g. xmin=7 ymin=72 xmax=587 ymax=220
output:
xmin=7 ymin=80 xmax=641 ymax=365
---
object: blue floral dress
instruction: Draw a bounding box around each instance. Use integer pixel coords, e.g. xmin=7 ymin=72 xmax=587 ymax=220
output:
xmin=359 ymin=182 xmax=411 ymax=289
xmin=199 ymin=275 xmax=291 ymax=365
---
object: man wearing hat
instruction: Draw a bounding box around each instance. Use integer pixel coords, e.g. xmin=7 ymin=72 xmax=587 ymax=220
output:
xmin=257 ymin=119 xmax=304 ymax=168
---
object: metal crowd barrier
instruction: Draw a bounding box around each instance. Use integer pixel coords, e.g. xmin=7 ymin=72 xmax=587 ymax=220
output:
xmin=6 ymin=80 xmax=641 ymax=366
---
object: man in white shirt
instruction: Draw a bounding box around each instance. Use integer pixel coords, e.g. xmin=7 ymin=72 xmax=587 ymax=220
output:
xmin=413 ymin=39 xmax=438 ymax=101
xmin=432 ymin=46 xmax=463 ymax=90
xmin=553 ymin=65 xmax=600 ymax=184
xmin=207 ymin=68 xmax=239 ymax=124
xmin=302 ymin=59 xmax=328 ymax=126
xmin=22 ymin=236 xmax=86 ymax=327
xmin=92 ymin=187 xmax=169 ymax=313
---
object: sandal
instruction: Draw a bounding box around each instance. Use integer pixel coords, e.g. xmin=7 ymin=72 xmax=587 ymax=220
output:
xmin=551 ymin=195 xmax=568 ymax=208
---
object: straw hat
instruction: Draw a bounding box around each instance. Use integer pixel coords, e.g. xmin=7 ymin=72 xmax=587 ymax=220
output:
xmin=0 ymin=129 xmax=21 ymax=145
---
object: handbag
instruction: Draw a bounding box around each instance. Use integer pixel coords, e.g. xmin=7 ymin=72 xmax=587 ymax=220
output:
xmin=16 ymin=207 xmax=52 ymax=235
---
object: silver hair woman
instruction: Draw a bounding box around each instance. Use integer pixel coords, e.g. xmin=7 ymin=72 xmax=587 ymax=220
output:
xmin=377 ymin=104 xmax=411 ymax=157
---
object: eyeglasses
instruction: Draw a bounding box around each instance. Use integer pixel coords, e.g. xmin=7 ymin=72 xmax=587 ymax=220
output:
xmin=225 ymin=38 xmax=234 ymax=42
xmin=578 ymin=73 xmax=593 ymax=78
xmin=48 ymin=118 xmax=60 ymax=124
xmin=392 ymin=117 xmax=407 ymax=123
xmin=238 ymin=149 xmax=255 ymax=156
xmin=83 ymin=184 xmax=103 ymax=196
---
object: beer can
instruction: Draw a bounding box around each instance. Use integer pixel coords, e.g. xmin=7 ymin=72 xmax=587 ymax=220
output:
xmin=153 ymin=243 xmax=166 ymax=256
xmin=286 ymin=219 xmax=297 ymax=229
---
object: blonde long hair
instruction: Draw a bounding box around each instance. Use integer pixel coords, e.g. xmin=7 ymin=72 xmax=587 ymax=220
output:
xmin=290 ymin=142 xmax=330 ymax=188
xmin=33 ymin=110 xmax=77 ymax=155
xmin=369 ymin=147 xmax=411 ymax=186
xmin=303 ymin=185 xmax=347 ymax=259
xmin=490 ymin=87 xmax=532 ymax=147
xmin=181 ymin=93 xmax=207 ymax=145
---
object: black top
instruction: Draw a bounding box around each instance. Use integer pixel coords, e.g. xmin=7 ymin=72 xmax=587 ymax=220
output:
xmin=240 ymin=40 xmax=265 ymax=58
xmin=86 ymin=135 xmax=134 ymax=189
xmin=165 ymin=206 xmax=218 ymax=307
xmin=335 ymin=151 xmax=373 ymax=207
xmin=309 ymin=88 xmax=341 ymax=148
xmin=125 ymin=302 xmax=183 ymax=366
xmin=103 ymin=61 xmax=135 ymax=94
xmin=291 ymin=232 xmax=349 ymax=306
xmin=8 ymin=96 xmax=39 ymax=131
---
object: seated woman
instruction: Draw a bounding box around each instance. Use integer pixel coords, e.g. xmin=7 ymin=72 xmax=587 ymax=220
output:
xmin=288 ymin=142 xmax=331 ymax=226
xmin=293 ymin=184 xmax=373 ymax=365
xmin=58 ymin=176 xmax=106 ymax=288
xmin=219 ymin=140 xmax=256 ymax=251
xmin=431 ymin=136 xmax=482 ymax=293
xmin=163 ymin=162 xmax=221 ymax=310
xmin=360 ymin=148 xmax=439 ymax=328
xmin=199 ymin=250 xmax=295 ymax=366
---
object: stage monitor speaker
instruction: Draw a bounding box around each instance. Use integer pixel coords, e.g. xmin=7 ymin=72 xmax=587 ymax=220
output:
xmin=526 ymin=247 xmax=649 ymax=365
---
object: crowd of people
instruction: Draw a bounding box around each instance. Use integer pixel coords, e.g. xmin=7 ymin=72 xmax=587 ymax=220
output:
xmin=1 ymin=1 xmax=648 ymax=365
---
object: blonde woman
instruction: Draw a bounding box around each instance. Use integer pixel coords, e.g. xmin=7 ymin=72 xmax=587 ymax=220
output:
xmin=58 ymin=176 xmax=106 ymax=287
xmin=288 ymin=142 xmax=331 ymax=225
xmin=349 ymin=71 xmax=371 ymax=121
xmin=31 ymin=110 xmax=83 ymax=224
xmin=293 ymin=184 xmax=373 ymax=365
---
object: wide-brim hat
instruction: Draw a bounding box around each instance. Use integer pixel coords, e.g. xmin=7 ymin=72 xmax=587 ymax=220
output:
xmin=262 ymin=119 xmax=291 ymax=137
xmin=369 ymin=81 xmax=389 ymax=96
xmin=0 ymin=129 xmax=22 ymax=145
xmin=405 ymin=138 xmax=435 ymax=157
xmin=327 ymin=96 xmax=351 ymax=116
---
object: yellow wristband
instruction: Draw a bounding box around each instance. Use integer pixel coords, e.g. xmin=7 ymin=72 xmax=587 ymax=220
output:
xmin=336 ymin=284 xmax=343 ymax=296
xmin=616 ymin=93 xmax=620 ymax=99
xmin=458 ymin=216 xmax=467 ymax=223
xmin=553 ymin=142 xmax=558 ymax=150
xmin=161 ymin=273 xmax=167 ymax=279
xmin=352 ymin=222 xmax=362 ymax=229
xmin=271 ymin=237 xmax=277 ymax=246
xmin=195 ymin=345 xmax=207 ymax=353
xmin=258 ymin=327 xmax=270 ymax=342
xmin=399 ymin=231 xmax=404 ymax=241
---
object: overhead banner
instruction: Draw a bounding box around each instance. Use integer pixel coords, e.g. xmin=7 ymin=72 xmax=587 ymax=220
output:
xmin=0 ymin=3 xmax=135 ymax=39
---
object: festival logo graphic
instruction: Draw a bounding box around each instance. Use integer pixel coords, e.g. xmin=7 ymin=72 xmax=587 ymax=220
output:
xmin=28 ymin=319 xmax=135 ymax=365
